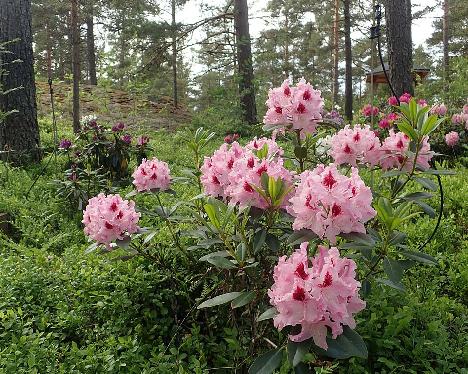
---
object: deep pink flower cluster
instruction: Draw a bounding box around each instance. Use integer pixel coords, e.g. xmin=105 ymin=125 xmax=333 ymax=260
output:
xmin=137 ymin=135 xmax=150 ymax=146
xmin=112 ymin=122 xmax=125 ymax=132
xmin=132 ymin=158 xmax=171 ymax=192
xmin=82 ymin=193 xmax=140 ymax=246
xmin=388 ymin=93 xmax=412 ymax=106
xmin=378 ymin=113 xmax=399 ymax=129
xmin=224 ymin=133 xmax=240 ymax=144
xmin=264 ymin=78 xmax=324 ymax=134
xmin=329 ymin=124 xmax=381 ymax=167
xmin=201 ymin=138 xmax=294 ymax=209
xmin=380 ymin=130 xmax=433 ymax=171
xmin=361 ymin=104 xmax=379 ymax=117
xmin=59 ymin=139 xmax=72 ymax=150
xmin=430 ymin=103 xmax=447 ymax=116
xmin=268 ymin=243 xmax=365 ymax=350
xmin=445 ymin=131 xmax=459 ymax=147
xmin=288 ymin=165 xmax=376 ymax=243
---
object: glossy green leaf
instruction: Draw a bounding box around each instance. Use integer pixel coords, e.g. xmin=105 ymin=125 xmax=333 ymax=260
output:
xmin=231 ymin=291 xmax=256 ymax=309
xmin=257 ymin=307 xmax=278 ymax=322
xmin=288 ymin=339 xmax=312 ymax=367
xmin=206 ymin=256 xmax=237 ymax=269
xmin=316 ymin=326 xmax=368 ymax=359
xmin=249 ymin=348 xmax=283 ymax=374
xmin=414 ymin=177 xmax=437 ymax=191
xmin=400 ymin=250 xmax=437 ymax=265
xmin=197 ymin=292 xmax=243 ymax=309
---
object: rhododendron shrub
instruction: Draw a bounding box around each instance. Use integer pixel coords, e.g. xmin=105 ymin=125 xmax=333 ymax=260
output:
xmin=82 ymin=88 xmax=452 ymax=372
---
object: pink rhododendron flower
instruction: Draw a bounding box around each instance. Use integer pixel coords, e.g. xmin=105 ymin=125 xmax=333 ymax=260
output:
xmin=200 ymin=142 xmax=245 ymax=198
xmin=380 ymin=130 xmax=433 ymax=171
xmin=268 ymin=243 xmax=365 ymax=349
xmin=445 ymin=131 xmax=459 ymax=147
xmin=388 ymin=96 xmax=398 ymax=106
xmin=399 ymin=93 xmax=412 ymax=103
xmin=378 ymin=118 xmax=390 ymax=129
xmin=245 ymin=136 xmax=284 ymax=158
xmin=288 ymin=165 xmax=376 ymax=243
xmin=430 ymin=104 xmax=447 ymax=116
xmin=264 ymin=78 xmax=324 ymax=135
xmin=361 ymin=104 xmax=379 ymax=117
xmin=137 ymin=135 xmax=150 ymax=146
xmin=418 ymin=99 xmax=428 ymax=107
xmin=132 ymin=158 xmax=171 ymax=192
xmin=82 ymin=193 xmax=140 ymax=246
xmin=451 ymin=112 xmax=468 ymax=129
xmin=463 ymin=104 xmax=468 ymax=114
xmin=329 ymin=124 xmax=382 ymax=166
xmin=227 ymin=152 xmax=294 ymax=209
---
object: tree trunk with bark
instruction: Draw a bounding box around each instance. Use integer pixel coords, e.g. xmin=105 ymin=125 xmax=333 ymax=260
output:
xmin=343 ymin=0 xmax=353 ymax=120
xmin=332 ymin=0 xmax=340 ymax=105
xmin=171 ymin=0 xmax=178 ymax=108
xmin=385 ymin=0 xmax=414 ymax=96
xmin=86 ymin=12 xmax=97 ymax=85
xmin=234 ymin=0 xmax=257 ymax=125
xmin=0 ymin=0 xmax=41 ymax=164
xmin=71 ymin=0 xmax=81 ymax=132
xmin=442 ymin=0 xmax=449 ymax=81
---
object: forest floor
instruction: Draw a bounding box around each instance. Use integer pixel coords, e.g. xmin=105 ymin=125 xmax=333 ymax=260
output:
xmin=35 ymin=80 xmax=191 ymax=131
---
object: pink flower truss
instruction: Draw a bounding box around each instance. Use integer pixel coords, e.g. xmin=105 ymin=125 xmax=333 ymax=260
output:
xmin=418 ymin=99 xmax=428 ymax=107
xmin=132 ymin=158 xmax=171 ymax=192
xmin=430 ymin=104 xmax=447 ymax=116
xmin=329 ymin=124 xmax=382 ymax=167
xmin=264 ymin=78 xmax=324 ymax=135
xmin=388 ymin=96 xmax=398 ymax=106
xmin=82 ymin=193 xmax=140 ymax=246
xmin=200 ymin=142 xmax=245 ymax=198
xmin=245 ymin=136 xmax=284 ymax=158
xmin=361 ymin=104 xmax=379 ymax=117
xmin=445 ymin=131 xmax=459 ymax=147
xmin=399 ymin=93 xmax=412 ymax=104
xmin=227 ymin=152 xmax=294 ymax=209
xmin=268 ymin=243 xmax=365 ymax=350
xmin=380 ymin=130 xmax=433 ymax=171
xmin=288 ymin=165 xmax=376 ymax=243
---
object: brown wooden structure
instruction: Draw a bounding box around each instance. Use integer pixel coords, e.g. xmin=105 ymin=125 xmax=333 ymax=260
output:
xmin=366 ymin=63 xmax=430 ymax=85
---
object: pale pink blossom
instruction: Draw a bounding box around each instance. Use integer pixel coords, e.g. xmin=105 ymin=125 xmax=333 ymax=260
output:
xmin=430 ymin=103 xmax=447 ymax=116
xmin=132 ymin=158 xmax=171 ymax=192
xmin=380 ymin=130 xmax=433 ymax=171
xmin=245 ymin=136 xmax=284 ymax=158
xmin=264 ymin=78 xmax=324 ymax=135
xmin=200 ymin=142 xmax=245 ymax=198
xmin=268 ymin=243 xmax=365 ymax=350
xmin=288 ymin=165 xmax=376 ymax=243
xmin=82 ymin=193 xmax=140 ymax=246
xmin=418 ymin=99 xmax=428 ymax=107
xmin=445 ymin=131 xmax=459 ymax=147
xmin=329 ymin=124 xmax=382 ymax=166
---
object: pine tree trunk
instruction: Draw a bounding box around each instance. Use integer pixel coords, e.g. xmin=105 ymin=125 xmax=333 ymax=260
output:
xmin=234 ymin=0 xmax=257 ymax=125
xmin=0 ymin=0 xmax=41 ymax=164
xmin=86 ymin=13 xmax=97 ymax=85
xmin=332 ymin=0 xmax=340 ymax=105
xmin=45 ymin=22 xmax=53 ymax=79
xmin=171 ymin=0 xmax=178 ymax=108
xmin=442 ymin=0 xmax=449 ymax=81
xmin=385 ymin=0 xmax=414 ymax=96
xmin=71 ymin=0 xmax=81 ymax=133
xmin=343 ymin=0 xmax=353 ymax=120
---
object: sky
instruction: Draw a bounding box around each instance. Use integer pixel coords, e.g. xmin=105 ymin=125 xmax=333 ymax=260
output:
xmin=174 ymin=0 xmax=442 ymax=77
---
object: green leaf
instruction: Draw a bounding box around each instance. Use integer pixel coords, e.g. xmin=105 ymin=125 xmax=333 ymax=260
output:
xmin=197 ymin=292 xmax=243 ymax=309
xmin=412 ymin=200 xmax=436 ymax=218
xmin=317 ymin=326 xmax=368 ymax=359
xmin=400 ymin=250 xmax=437 ymax=265
xmin=414 ymin=177 xmax=437 ymax=191
xmin=381 ymin=170 xmax=407 ymax=178
xmin=143 ymin=231 xmax=157 ymax=244
xmin=249 ymin=348 xmax=283 ymax=374
xmin=397 ymin=121 xmax=418 ymax=141
xmin=254 ymin=229 xmax=267 ymax=253
xmin=231 ymin=291 xmax=256 ymax=309
xmin=421 ymin=116 xmax=445 ymax=136
xmin=388 ymin=231 xmax=407 ymax=245
xmin=204 ymin=204 xmax=220 ymax=229
xmin=422 ymin=169 xmax=456 ymax=176
xmin=199 ymin=250 xmax=229 ymax=262
xmin=377 ymin=278 xmax=405 ymax=291
xmin=288 ymin=229 xmax=317 ymax=245
xmin=265 ymin=234 xmax=280 ymax=252
xmin=383 ymin=257 xmax=404 ymax=289
xmin=115 ymin=236 xmax=131 ymax=249
xmin=85 ymin=242 xmax=99 ymax=254
xmin=288 ymin=339 xmax=312 ymax=367
xmin=361 ymin=279 xmax=371 ymax=297
xmin=257 ymin=307 xmax=278 ymax=322
xmin=206 ymin=256 xmax=237 ymax=269
xmin=401 ymin=191 xmax=433 ymax=201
